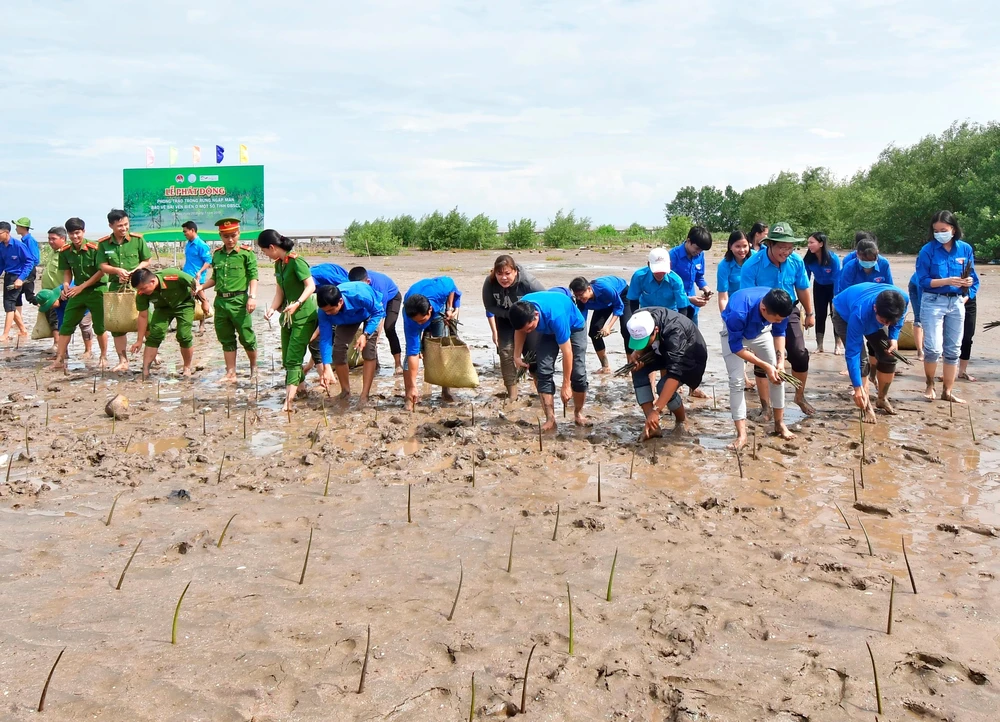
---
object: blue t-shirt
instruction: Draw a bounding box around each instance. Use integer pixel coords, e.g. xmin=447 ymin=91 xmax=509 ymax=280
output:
xmin=669 ymin=244 xmax=707 ymax=295
xmin=836 ymin=256 xmax=893 ymax=293
xmin=715 ymin=256 xmax=750 ymax=294
xmin=311 ymin=263 xmax=350 ymax=287
xmin=804 ymin=251 xmax=842 ymax=286
xmin=739 ymin=247 xmax=810 ymax=298
xmin=721 ymin=287 xmax=789 ymax=354
xmin=20 ymin=232 xmax=40 ymax=269
xmin=628 ymin=267 xmax=690 ymax=311
xmin=915 ymin=240 xmax=980 ymax=297
xmin=317 ymin=281 xmax=385 ymax=364
xmin=365 ymin=270 xmax=400 ymax=305
xmin=0 ymin=237 xmax=33 ymax=280
xmin=182 ymin=236 xmax=213 ymax=283
xmin=521 ymin=291 xmax=586 ymax=344
xmin=833 ymin=282 xmax=909 ymax=387
xmin=579 ymin=276 xmax=627 ymax=315
xmin=402 ymin=276 xmax=462 ymax=357
xmin=549 ymin=286 xmax=574 ymax=299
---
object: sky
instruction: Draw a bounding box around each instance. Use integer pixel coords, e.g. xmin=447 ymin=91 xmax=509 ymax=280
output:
xmin=3 ymin=0 xmax=1000 ymax=232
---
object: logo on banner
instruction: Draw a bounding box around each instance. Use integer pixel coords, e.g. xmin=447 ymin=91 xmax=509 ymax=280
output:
xmin=175 ymin=174 xmax=185 ymax=183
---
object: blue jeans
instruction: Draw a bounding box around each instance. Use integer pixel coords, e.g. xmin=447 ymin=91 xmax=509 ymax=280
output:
xmin=920 ymin=293 xmax=964 ymax=365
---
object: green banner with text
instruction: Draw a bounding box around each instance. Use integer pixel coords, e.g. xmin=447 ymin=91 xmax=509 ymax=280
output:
xmin=122 ymin=165 xmax=264 ymax=242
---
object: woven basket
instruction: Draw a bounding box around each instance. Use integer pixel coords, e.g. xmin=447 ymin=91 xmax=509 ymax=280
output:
xmin=104 ymin=290 xmax=139 ymax=334
xmin=422 ymin=335 xmax=479 ymax=388
xmin=31 ymin=312 xmax=52 ymax=340
xmin=898 ymin=320 xmax=917 ymax=351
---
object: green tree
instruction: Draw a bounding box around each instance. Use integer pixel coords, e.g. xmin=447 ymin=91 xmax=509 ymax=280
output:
xmin=415 ymin=210 xmax=446 ymax=250
xmin=594 ymin=224 xmax=619 ymax=238
xmin=543 ymin=209 xmax=591 ymax=248
xmin=343 ymin=218 xmax=402 ymax=256
xmin=718 ymin=185 xmax=742 ymax=231
xmin=504 ymin=218 xmax=536 ymax=249
xmin=664 ymin=186 xmax=698 ymax=221
xmin=656 ymin=215 xmax=692 ymax=245
xmin=462 ymin=213 xmax=499 ymax=249
xmin=390 ymin=215 xmax=419 ymax=247
xmin=695 ymin=185 xmax=725 ymax=230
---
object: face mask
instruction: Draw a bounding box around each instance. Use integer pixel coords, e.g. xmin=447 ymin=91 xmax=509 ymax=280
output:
xmin=934 ymin=231 xmax=952 ymax=244
xmin=859 ymin=259 xmax=877 ymax=269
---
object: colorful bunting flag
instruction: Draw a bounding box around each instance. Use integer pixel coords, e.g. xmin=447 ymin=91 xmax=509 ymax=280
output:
xmin=239 ymin=144 xmax=249 ymax=164
xmin=169 ymin=147 xmax=178 ymax=166
xmin=193 ymin=146 xmax=201 ymax=164
xmin=216 ymin=145 xmax=225 ymax=164
xmin=145 ymin=147 xmax=155 ymax=168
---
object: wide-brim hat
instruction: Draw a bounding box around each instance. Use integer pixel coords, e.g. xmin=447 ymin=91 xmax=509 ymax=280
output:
xmin=13 ymin=217 xmax=32 ymax=229
xmin=764 ymin=221 xmax=805 ymax=245
xmin=37 ymin=287 xmax=60 ymax=312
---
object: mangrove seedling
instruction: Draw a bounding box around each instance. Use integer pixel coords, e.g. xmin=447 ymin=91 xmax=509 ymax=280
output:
xmin=852 ymin=469 xmax=858 ymax=501
xmin=407 ymin=484 xmax=412 ymax=523
xmin=520 ymin=642 xmax=538 ymax=714
xmin=123 ymin=430 xmax=135 ymax=453
xmin=311 ymin=421 xmax=320 ymax=449
xmin=298 ymin=527 xmax=313 ymax=585
xmin=217 ymin=514 xmax=237 ymax=548
xmin=202 ymin=409 xmax=207 ymax=435
xmin=866 ymin=640 xmax=883 ymax=715
xmin=834 ymin=501 xmax=851 ymax=530
xmin=858 ymin=516 xmax=873 ymax=556
xmin=216 ymin=453 xmax=225 ymax=484
xmin=537 ymin=418 xmax=543 ymax=452
xmin=324 ymin=465 xmax=332 ymax=497
xmin=171 ymin=580 xmax=192 ymax=645
xmin=5 ymin=451 xmax=12 ymax=484
xmin=735 ymin=448 xmax=743 ymax=479
xmin=597 ymin=462 xmax=602 ymax=502
xmin=552 ymin=503 xmax=560 ymax=542
xmin=24 ymin=424 xmax=30 ymax=458
xmin=447 ymin=559 xmax=463 ymax=622
xmin=357 ymin=624 xmax=371 ymax=694
xmin=606 ymin=547 xmax=618 ymax=602
xmin=968 ymin=406 xmax=976 ymax=442
xmin=45 ymin=401 xmax=49 ymax=428
xmin=567 ymin=581 xmax=574 ymax=655
xmin=471 ymin=456 xmax=476 ymax=488
xmin=321 ymin=397 xmax=328 ymax=427
xmin=469 ymin=671 xmax=476 ymax=722
xmin=629 ymin=447 xmax=635 ymax=479
xmin=902 ymin=536 xmax=917 ymax=594
xmin=226 ymin=393 xmax=231 ymax=418
xmin=116 ymin=539 xmax=142 ymax=590
xmin=507 ymin=526 xmax=516 ymax=573
xmin=752 ymin=428 xmax=757 ymax=460
xmin=36 ymin=647 xmax=65 ymax=713
xmin=886 ymin=576 xmax=895 ymax=635
xmin=105 ymin=491 xmax=124 ymax=527
xmin=243 ymin=407 xmax=248 ymax=440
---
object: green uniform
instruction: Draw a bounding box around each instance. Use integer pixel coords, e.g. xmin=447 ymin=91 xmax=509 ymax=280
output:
xmin=57 ymin=242 xmax=107 ymax=335
xmin=211 ymin=244 xmax=258 ymax=352
xmin=98 ymin=232 xmax=151 ymax=338
xmin=40 ymin=245 xmax=63 ymax=290
xmin=136 ymin=268 xmax=196 ymax=349
xmin=275 ymin=253 xmax=318 ymax=386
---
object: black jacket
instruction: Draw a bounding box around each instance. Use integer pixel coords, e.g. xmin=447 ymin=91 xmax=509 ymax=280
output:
xmin=482 ymin=265 xmax=545 ymax=320
xmin=641 ymin=307 xmax=709 ymax=390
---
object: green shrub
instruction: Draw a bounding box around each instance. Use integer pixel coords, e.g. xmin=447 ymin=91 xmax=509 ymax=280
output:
xmin=543 ymin=209 xmax=591 ymax=248
xmin=504 ymin=218 xmax=537 ymax=249
xmin=655 ymin=215 xmax=692 ymax=246
xmin=462 ymin=213 xmax=500 ymax=249
xmin=390 ymin=215 xmax=419 ymax=247
xmin=594 ymin=224 xmax=619 ymax=238
xmin=343 ymin=218 xmax=402 ymax=256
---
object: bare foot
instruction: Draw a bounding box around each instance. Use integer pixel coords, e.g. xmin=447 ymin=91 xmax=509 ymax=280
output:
xmin=112 ymin=359 xmax=129 ymax=373
xmin=594 ymin=366 xmax=612 ymax=375
xmin=750 ymin=405 xmax=773 ymax=424
xmin=222 ymin=371 xmax=238 ymax=384
xmin=17 ymin=332 xmax=28 ymax=338
xmin=794 ymin=395 xmax=816 ymax=415
xmin=81 ymin=350 xmax=93 ymax=360
xmin=542 ymin=418 xmax=557 ymax=432
xmin=98 ymin=356 xmax=107 ymax=371
xmin=404 ymin=398 xmax=415 ymax=412
xmin=47 ymin=358 xmax=66 ymax=371
xmin=862 ymin=403 xmax=877 ymax=424
xmin=574 ymin=413 xmax=593 ymax=427
xmin=393 ymin=365 xmax=404 ymax=376
xmin=814 ymin=348 xmax=825 ymax=354
xmin=838 ymin=369 xmax=849 ymax=376
xmin=941 ymin=391 xmax=966 ymax=404
xmin=727 ymin=435 xmax=748 ymax=451
xmin=672 ymin=421 xmax=691 ymax=436
xmin=247 ymin=368 xmax=257 ymax=380
xmin=356 ymin=395 xmax=369 ymax=409
xmin=440 ymin=390 xmax=455 ymax=403
xmin=152 ymin=354 xmax=162 ymax=367
xmin=916 ymin=353 xmax=924 ymax=361
xmin=336 ymin=390 xmax=351 ymax=401
xmin=958 ymin=372 xmax=977 ymax=382
xmin=875 ymin=397 xmax=897 ymax=415
xmin=773 ymin=424 xmax=795 ymax=440
xmin=181 ymin=366 xmax=193 ymax=377
xmin=834 ymin=346 xmax=843 ymax=356
xmin=923 ymin=384 xmax=936 ymax=401
xmin=689 ymin=388 xmax=709 ymax=399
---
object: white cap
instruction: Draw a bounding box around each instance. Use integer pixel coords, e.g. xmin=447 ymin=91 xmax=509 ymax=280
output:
xmin=647 ymin=247 xmax=671 ymax=274
xmin=627 ymin=310 xmax=656 ymax=350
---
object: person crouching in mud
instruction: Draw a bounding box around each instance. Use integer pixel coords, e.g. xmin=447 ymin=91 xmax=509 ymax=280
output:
xmin=624 ymin=308 xmax=708 ymax=440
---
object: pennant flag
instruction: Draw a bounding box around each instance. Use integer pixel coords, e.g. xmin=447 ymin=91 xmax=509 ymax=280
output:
xmin=193 ymin=146 xmax=201 ymax=164
xmin=169 ymin=147 xmax=178 ymax=166
xmin=239 ymin=144 xmax=249 ymax=164
xmin=216 ymin=145 xmax=225 ymax=164
xmin=145 ymin=147 xmax=155 ymax=167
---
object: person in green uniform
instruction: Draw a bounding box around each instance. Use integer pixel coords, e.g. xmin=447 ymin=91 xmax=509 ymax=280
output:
xmin=257 ymin=229 xmax=317 ymax=412
xmin=51 ymin=217 xmax=108 ymax=369
xmin=40 ymin=225 xmax=95 ymax=356
xmin=98 ymin=209 xmax=152 ymax=372
xmin=195 ymin=218 xmax=259 ymax=382
xmin=129 ymin=267 xmax=200 ymax=378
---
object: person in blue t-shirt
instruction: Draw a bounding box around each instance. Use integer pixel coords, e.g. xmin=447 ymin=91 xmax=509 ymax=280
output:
xmin=836 ymin=238 xmax=893 ymax=293
xmin=0 ymin=222 xmax=35 ymax=339
xmin=669 ymin=225 xmax=713 ymax=323
xmin=315 ymin=282 xmax=385 ymax=406
xmin=627 ymin=247 xmax=690 ymax=313
xmin=402 ymin=276 xmax=461 ymax=410
xmin=739 ymin=221 xmax=816 ymax=416
xmin=716 ymin=230 xmax=755 ymax=390
xmin=350 ymin=266 xmax=403 ymax=374
xmin=803 ymin=231 xmax=842 ymax=354
xmin=832 ymin=282 xmax=908 ymax=422
xmin=720 ymin=287 xmax=796 ymax=449
xmin=568 ymin=275 xmax=631 ymax=373
xmin=907 ymin=272 xmax=924 ymax=361
xmin=181 ymin=221 xmax=214 ymax=331
xmin=915 ymin=210 xmax=978 ymax=403
xmin=311 ymin=263 xmax=350 ymax=287
xmin=509 ymin=291 xmax=589 ymax=431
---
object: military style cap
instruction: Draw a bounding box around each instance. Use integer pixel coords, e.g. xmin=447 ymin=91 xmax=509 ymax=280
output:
xmin=764 ymin=221 xmax=805 ymax=245
xmin=13 ymin=216 xmax=32 ymax=229
xmin=216 ymin=218 xmax=240 ymax=234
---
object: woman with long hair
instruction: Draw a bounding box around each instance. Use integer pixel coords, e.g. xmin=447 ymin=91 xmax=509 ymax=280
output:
xmin=257 ymin=229 xmax=318 ymax=412
xmin=803 ymin=232 xmax=842 ymax=354
xmin=747 ymin=222 xmax=769 ymax=253
xmin=716 ymin=230 xmax=751 ymax=313
xmin=915 ymin=211 xmax=978 ymax=403
xmin=482 ymin=254 xmax=544 ymax=400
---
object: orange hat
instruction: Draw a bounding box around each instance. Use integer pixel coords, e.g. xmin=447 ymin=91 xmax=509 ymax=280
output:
xmin=215 ymin=218 xmax=240 ymax=233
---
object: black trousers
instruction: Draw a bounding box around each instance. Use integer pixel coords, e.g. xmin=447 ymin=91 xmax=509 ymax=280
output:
xmin=383 ymin=292 xmax=403 ymax=356
xmin=961 ymin=297 xmax=976 ymax=362
xmin=3 ymin=268 xmax=37 ymax=312
xmin=586 ymin=289 xmax=632 ymax=354
xmin=813 ymin=282 xmax=837 ymax=339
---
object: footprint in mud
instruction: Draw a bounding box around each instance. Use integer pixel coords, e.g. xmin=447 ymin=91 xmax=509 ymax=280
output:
xmin=900 ymin=651 xmax=990 ymax=691
xmin=648 ymin=603 xmax=711 ymax=661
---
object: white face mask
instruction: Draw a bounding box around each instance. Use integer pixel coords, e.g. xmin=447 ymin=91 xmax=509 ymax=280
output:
xmin=934 ymin=231 xmax=953 ymax=244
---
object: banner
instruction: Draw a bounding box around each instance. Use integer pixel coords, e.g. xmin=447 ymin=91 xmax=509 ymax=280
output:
xmin=122 ymin=165 xmax=265 ymax=242
xmin=193 ymin=146 xmax=201 ymax=164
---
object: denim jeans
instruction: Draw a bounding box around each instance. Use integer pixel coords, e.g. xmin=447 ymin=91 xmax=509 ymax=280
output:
xmin=919 ymin=293 xmax=965 ymax=365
